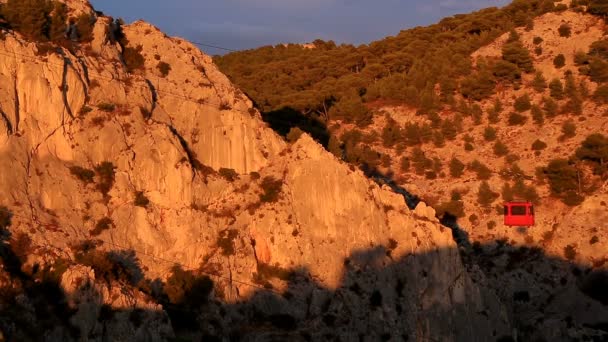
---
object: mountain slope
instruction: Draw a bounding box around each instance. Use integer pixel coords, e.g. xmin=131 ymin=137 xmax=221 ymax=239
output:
xmin=0 ymin=1 xmax=514 ymax=340
xmin=215 ymin=0 xmax=608 ymax=340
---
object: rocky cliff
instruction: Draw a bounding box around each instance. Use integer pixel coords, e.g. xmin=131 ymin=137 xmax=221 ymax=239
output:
xmin=0 ymin=1 xmax=513 ymax=341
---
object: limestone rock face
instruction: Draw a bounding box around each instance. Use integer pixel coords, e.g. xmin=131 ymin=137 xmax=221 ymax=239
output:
xmin=0 ymin=1 xmax=512 ymax=340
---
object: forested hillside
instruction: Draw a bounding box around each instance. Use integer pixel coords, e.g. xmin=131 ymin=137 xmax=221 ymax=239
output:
xmin=215 ymin=4 xmax=608 ymax=338
xmin=215 ymin=0 xmax=608 ymax=209
xmin=217 ymin=0 xmax=570 ymax=121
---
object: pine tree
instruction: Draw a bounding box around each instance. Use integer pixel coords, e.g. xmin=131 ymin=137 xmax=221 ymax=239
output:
xmin=531 ymin=104 xmax=544 ymax=125
xmin=483 ymin=126 xmax=497 ymax=141
xmin=502 ymin=36 xmax=534 ymax=73
xmin=531 ymin=72 xmax=547 ymax=93
xmin=449 ymin=157 xmax=465 ymax=178
xmin=549 ymin=78 xmax=564 ymax=99
xmin=49 ymin=2 xmax=67 ymax=41
xmin=543 ymin=97 xmax=559 ymax=118
xmin=478 ymin=181 xmax=499 ymax=207
xmin=514 ymin=93 xmax=532 ymax=112
xmin=75 ymin=13 xmax=95 ymax=42
xmin=502 ymin=182 xmax=514 ymax=201
xmin=553 ymin=54 xmax=566 ymax=68
xmin=564 ymin=71 xmax=578 ymax=98
xmin=487 ymin=99 xmax=502 ymax=124
xmin=2 ymin=0 xmax=52 ymax=41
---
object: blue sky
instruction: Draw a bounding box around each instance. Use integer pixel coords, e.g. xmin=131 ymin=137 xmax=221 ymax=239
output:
xmin=90 ymin=0 xmax=511 ymax=55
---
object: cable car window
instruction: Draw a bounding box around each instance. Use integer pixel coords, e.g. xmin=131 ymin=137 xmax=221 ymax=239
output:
xmin=504 ymin=206 xmax=508 ymax=215
xmin=529 ymin=206 xmax=534 ymax=215
xmin=511 ymin=205 xmax=527 ymax=215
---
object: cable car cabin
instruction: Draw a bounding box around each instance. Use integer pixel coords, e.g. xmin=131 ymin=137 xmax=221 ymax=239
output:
xmin=504 ymin=201 xmax=534 ymax=227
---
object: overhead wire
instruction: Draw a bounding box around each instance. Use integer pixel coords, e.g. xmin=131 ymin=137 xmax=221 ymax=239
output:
xmin=189 ymin=40 xmax=238 ymax=52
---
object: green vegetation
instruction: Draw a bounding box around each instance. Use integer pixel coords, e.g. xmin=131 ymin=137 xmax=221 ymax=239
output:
xmin=74 ymin=244 xmax=142 ymax=287
xmin=259 ymin=176 xmax=283 ymax=203
xmin=588 ymin=0 xmax=608 ymax=17
xmin=216 ymin=229 xmax=239 ymax=256
xmin=575 ymin=133 xmax=608 ymax=176
xmin=508 ymin=112 xmax=528 ymax=125
xmin=69 ymin=166 xmax=95 ymax=184
xmin=593 ymin=84 xmax=608 ymax=103
xmin=0 ymin=0 xmax=95 ymax=43
xmin=470 ymin=160 xmax=492 ymax=180
xmin=531 ymin=104 xmax=544 ymax=125
xmin=543 ymin=97 xmax=558 ymax=117
xmin=95 ymin=162 xmax=116 ymax=197
xmin=553 ymin=54 xmax=566 ymax=68
xmin=449 ymin=157 xmax=465 ymax=178
xmin=560 ymin=120 xmax=576 ymax=140
xmin=218 ymin=168 xmax=239 ymax=181
xmin=531 ymin=139 xmax=547 ymax=150
xmin=543 ymin=158 xmax=584 ymax=205
xmin=483 ymin=126 xmax=497 ymax=141
xmin=215 ymin=1 xmax=556 ymax=128
xmin=513 ymin=93 xmax=532 ymax=112
xmin=563 ymin=244 xmax=577 ymax=260
xmin=494 ymin=140 xmax=509 ymax=156
xmin=477 ymin=181 xmax=499 ymax=207
xmin=157 ymin=61 xmax=171 ymax=77
xmin=91 ymin=217 xmax=113 ymax=236
xmin=558 ymin=23 xmax=572 ymax=38
xmin=75 ymin=13 xmax=94 ymax=42
xmin=123 ymin=45 xmax=145 ymax=73
xmin=163 ymin=265 xmax=213 ymax=309
xmin=134 ymin=191 xmax=150 ymax=207
xmin=549 ymin=78 xmax=564 ymax=99
xmin=436 ymin=196 xmax=465 ymax=218
xmin=531 ymin=72 xmax=547 ymax=92
xmin=97 ymin=102 xmax=116 ymax=112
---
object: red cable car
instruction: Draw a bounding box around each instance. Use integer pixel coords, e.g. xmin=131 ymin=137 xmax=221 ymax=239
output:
xmin=503 ymin=201 xmax=535 ymax=227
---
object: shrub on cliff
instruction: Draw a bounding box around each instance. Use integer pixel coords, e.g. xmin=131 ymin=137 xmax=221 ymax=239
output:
xmin=260 ymin=176 xmax=283 ymax=203
xmin=1 ymin=0 xmax=51 ymax=41
xmin=531 ymin=139 xmax=547 ymax=151
xmin=91 ymin=217 xmax=113 ymax=236
xmin=477 ymin=181 xmax=499 ymax=207
xmin=75 ymin=13 xmax=94 ymax=42
xmin=134 ymin=191 xmax=150 ymax=207
xmin=502 ymin=34 xmax=534 ymax=73
xmin=69 ymin=166 xmax=95 ymax=184
xmin=543 ymin=159 xmax=585 ymax=205
xmin=156 ymin=61 xmax=171 ymax=77
xmin=123 ymin=45 xmax=145 ymax=73
xmin=549 ymin=79 xmax=564 ymax=99
xmin=553 ymin=54 xmax=566 ymax=68
xmin=469 ymin=160 xmax=492 ymax=180
xmin=493 ymin=140 xmax=509 ymax=156
xmin=558 ymin=23 xmax=571 ymax=37
xmin=532 ymin=72 xmax=547 ymax=92
xmin=449 ymin=157 xmax=465 ymax=178
xmin=559 ymin=120 xmax=576 ymax=140
xmin=513 ymin=93 xmax=532 ymax=112
xmin=164 ymin=265 xmax=213 ymax=307
xmin=95 ymin=162 xmax=116 ymax=197
xmin=508 ymin=112 xmax=527 ymax=126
